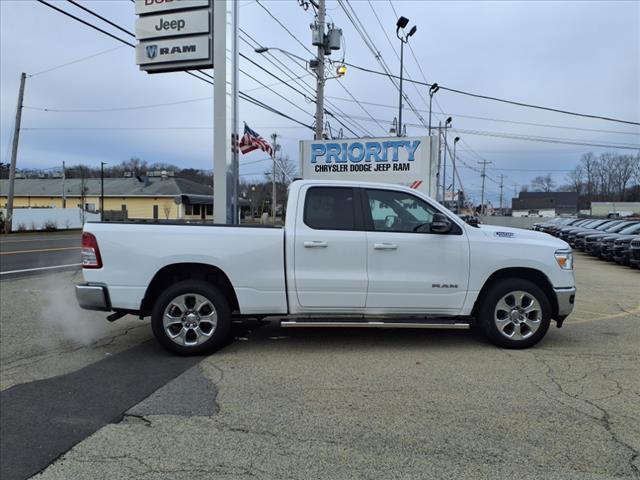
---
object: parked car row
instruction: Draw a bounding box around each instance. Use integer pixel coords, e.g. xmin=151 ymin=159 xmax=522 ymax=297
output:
xmin=532 ymin=217 xmax=640 ymax=268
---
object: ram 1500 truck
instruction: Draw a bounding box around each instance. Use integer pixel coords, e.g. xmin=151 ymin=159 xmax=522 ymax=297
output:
xmin=76 ymin=179 xmax=576 ymax=354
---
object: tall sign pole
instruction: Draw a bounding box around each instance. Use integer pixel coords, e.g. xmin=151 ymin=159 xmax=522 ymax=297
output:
xmin=213 ymin=0 xmax=239 ymax=223
xmin=314 ymin=0 xmax=326 ymax=140
xmin=4 ymin=72 xmax=26 ymax=234
xmin=134 ymin=0 xmax=239 ymax=223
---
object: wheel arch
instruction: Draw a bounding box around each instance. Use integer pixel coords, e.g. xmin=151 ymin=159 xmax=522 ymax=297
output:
xmin=140 ymin=263 xmax=240 ymax=316
xmin=472 ymin=267 xmax=558 ymax=319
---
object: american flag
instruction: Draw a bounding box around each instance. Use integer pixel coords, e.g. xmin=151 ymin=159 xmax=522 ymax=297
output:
xmin=237 ymin=123 xmax=274 ymax=157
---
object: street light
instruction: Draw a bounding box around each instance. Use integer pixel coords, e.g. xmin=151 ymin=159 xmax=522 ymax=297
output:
xmin=441 ymin=117 xmax=452 ymax=203
xmin=428 ymin=83 xmax=439 ymax=135
xmin=453 ymin=136 xmax=460 ymax=212
xmin=254 ymin=47 xmax=308 ymax=65
xmin=396 ymin=16 xmax=417 ymax=137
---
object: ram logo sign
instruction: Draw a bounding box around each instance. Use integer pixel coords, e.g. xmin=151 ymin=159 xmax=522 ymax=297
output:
xmin=146 ymin=44 xmax=158 ymax=59
xmin=136 ymin=35 xmax=209 ymax=67
xmin=299 ymin=136 xmax=438 ymax=196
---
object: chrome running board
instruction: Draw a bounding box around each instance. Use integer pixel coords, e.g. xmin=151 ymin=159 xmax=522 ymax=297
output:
xmin=280 ymin=320 xmax=470 ymax=329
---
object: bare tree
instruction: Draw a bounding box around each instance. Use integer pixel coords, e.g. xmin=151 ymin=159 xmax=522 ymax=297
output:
xmin=531 ymin=174 xmax=556 ymax=192
xmin=565 ymin=165 xmax=584 ymax=194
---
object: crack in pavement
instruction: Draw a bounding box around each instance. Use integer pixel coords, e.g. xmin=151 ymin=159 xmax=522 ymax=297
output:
xmin=506 ymin=350 xmax=640 ymax=478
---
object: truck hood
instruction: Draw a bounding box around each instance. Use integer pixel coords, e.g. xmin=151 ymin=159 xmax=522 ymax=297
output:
xmin=477 ymin=224 xmax=569 ymax=249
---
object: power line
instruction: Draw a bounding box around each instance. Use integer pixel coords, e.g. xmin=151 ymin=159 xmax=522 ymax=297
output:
xmin=325 ymin=96 xmax=640 ymax=136
xmin=24 ymin=97 xmax=213 ymax=113
xmin=36 ymin=0 xmax=314 ymax=131
xmin=28 ymin=46 xmax=125 ymax=77
xmin=338 ymin=0 xmax=426 ymax=131
xmin=239 ymin=35 xmax=365 ymax=137
xmin=341 ymin=60 xmax=640 ymax=126
xmin=36 ymin=0 xmax=135 ymax=47
xmin=333 ymin=113 xmax=640 ymax=150
xmin=243 ymin=8 xmax=381 ymax=137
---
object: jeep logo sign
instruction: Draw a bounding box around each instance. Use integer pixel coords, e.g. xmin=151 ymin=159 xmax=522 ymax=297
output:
xmin=135 ymin=0 xmax=209 ymax=15
xmin=136 ymin=35 xmax=209 ymax=65
xmin=136 ymin=9 xmax=210 ymax=40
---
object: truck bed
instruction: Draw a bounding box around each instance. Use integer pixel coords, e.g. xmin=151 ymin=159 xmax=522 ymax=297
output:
xmin=82 ymin=222 xmax=287 ymax=315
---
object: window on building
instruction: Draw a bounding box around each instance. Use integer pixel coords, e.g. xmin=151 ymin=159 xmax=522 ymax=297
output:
xmin=304 ymin=187 xmax=355 ymax=230
xmin=206 ymin=204 xmax=213 ymax=216
xmin=153 ymin=205 xmax=159 ymax=219
xmin=121 ymin=204 xmax=127 ymax=211
xmin=185 ymin=204 xmax=193 ymax=215
xmin=193 ymin=204 xmax=201 ymax=216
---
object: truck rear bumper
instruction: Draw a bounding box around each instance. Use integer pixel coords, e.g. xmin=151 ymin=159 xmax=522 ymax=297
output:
xmin=554 ymin=286 xmax=576 ymax=319
xmin=75 ymin=283 xmax=111 ymax=311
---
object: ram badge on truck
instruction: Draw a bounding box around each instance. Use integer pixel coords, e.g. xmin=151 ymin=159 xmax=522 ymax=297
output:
xmin=76 ymin=180 xmax=576 ymax=355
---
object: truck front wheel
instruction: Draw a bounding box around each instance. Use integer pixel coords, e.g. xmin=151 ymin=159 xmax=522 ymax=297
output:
xmin=477 ymin=278 xmax=551 ymax=349
xmin=151 ymin=280 xmax=231 ymax=355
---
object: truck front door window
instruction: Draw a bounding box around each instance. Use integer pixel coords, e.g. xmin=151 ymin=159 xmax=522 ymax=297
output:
xmin=366 ymin=189 xmax=435 ymax=233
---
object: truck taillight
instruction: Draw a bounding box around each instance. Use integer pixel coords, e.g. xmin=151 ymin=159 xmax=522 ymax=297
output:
xmin=82 ymin=232 xmax=102 ymax=269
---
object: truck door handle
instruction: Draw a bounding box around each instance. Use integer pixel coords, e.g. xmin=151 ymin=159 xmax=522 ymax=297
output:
xmin=374 ymin=243 xmax=398 ymax=250
xmin=304 ymin=240 xmax=328 ymax=248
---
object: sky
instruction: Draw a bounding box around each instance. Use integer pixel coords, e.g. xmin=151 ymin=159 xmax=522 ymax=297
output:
xmin=1 ymin=0 xmax=639 ymax=206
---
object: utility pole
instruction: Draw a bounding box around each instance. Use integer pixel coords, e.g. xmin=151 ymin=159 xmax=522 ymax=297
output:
xmin=314 ymin=0 xmax=326 ymax=140
xmin=271 ymin=133 xmax=278 ymax=224
xmin=436 ymin=120 xmax=442 ymax=201
xmin=62 ymin=161 xmax=66 ymax=208
xmin=100 ymin=161 xmax=106 ymax=220
xmin=478 ymin=160 xmax=491 ymax=216
xmin=499 ymin=174 xmax=505 ymax=215
xmin=4 ymin=72 xmax=26 ymax=233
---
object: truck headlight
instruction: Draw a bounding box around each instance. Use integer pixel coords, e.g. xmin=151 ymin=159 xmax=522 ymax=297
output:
xmin=555 ymin=250 xmax=574 ymax=270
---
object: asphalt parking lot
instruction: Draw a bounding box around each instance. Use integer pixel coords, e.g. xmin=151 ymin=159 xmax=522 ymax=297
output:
xmin=1 ymin=253 xmax=639 ymax=480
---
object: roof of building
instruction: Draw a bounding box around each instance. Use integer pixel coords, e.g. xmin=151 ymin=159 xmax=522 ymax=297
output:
xmin=0 ymin=177 xmax=212 ymax=197
xmin=512 ymin=191 xmax=578 ymax=212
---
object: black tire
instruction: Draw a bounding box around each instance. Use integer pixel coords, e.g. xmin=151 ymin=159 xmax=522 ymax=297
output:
xmin=151 ymin=280 xmax=231 ymax=356
xmin=477 ymin=278 xmax=551 ymax=349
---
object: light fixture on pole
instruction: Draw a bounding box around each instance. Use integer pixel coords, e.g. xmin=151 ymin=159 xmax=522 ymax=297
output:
xmin=396 ymin=16 xmax=417 ymax=137
xmin=428 ymin=83 xmax=439 ymax=136
xmin=452 ymin=136 xmax=460 ymax=212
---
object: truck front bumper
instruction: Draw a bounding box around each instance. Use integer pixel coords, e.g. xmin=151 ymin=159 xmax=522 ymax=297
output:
xmin=554 ymin=286 xmax=576 ymax=321
xmin=75 ymin=283 xmax=111 ymax=311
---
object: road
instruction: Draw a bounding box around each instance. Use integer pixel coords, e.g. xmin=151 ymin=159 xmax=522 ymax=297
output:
xmin=0 ymin=231 xmax=82 ymax=278
xmin=1 ymin=254 xmax=639 ymax=480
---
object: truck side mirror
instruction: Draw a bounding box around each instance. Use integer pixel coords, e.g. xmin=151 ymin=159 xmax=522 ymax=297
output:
xmin=431 ymin=213 xmax=452 ymax=234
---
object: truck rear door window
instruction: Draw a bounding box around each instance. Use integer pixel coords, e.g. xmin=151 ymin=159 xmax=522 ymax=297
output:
xmin=304 ymin=187 xmax=356 ymax=230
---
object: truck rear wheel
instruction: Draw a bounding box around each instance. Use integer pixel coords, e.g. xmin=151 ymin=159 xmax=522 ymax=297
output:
xmin=151 ymin=280 xmax=231 ymax=356
xmin=477 ymin=278 xmax=551 ymax=349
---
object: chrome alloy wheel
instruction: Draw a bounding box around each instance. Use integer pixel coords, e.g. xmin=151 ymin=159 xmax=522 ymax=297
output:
xmin=494 ymin=290 xmax=542 ymax=341
xmin=163 ymin=293 xmax=218 ymax=347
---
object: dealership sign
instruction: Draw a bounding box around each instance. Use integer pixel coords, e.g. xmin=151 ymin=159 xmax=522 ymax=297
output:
xmin=300 ymin=136 xmax=438 ymax=196
xmin=135 ymin=0 xmax=212 ymax=73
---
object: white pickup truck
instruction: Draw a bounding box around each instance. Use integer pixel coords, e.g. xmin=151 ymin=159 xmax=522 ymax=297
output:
xmin=76 ymin=179 xmax=576 ymax=354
